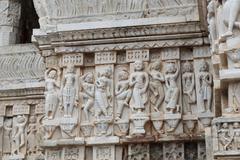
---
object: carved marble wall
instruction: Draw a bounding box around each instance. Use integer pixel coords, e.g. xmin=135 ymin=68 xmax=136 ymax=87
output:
xmin=208 ymin=0 xmax=240 ymax=159
xmin=0 ymin=0 xmax=232 ymax=160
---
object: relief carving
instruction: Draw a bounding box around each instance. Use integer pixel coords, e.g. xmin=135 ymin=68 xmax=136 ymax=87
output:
xmin=182 ymin=61 xmax=196 ymax=114
xmin=61 ymin=65 xmax=79 ymax=118
xmin=115 ymin=69 xmax=131 ymax=121
xmin=164 ymin=62 xmax=180 ymax=114
xmin=80 ymin=72 xmax=95 ymax=122
xmin=94 ymin=67 xmax=112 ymax=120
xmin=148 ymin=60 xmax=165 ymax=112
xmin=198 ymin=60 xmax=213 ymax=113
xmin=12 ymin=115 xmax=27 ymax=157
xmin=45 ymin=68 xmax=61 ymax=120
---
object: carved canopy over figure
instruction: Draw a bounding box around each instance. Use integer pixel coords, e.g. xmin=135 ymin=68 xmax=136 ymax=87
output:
xmin=182 ymin=61 xmax=196 ymax=114
xmin=198 ymin=60 xmax=213 ymax=113
xmin=129 ymin=60 xmax=149 ymax=112
xmin=45 ymin=68 xmax=61 ymax=120
xmin=61 ymin=65 xmax=79 ymax=118
xmin=80 ymin=72 xmax=95 ymax=122
xmin=148 ymin=60 xmax=165 ymax=112
xmin=115 ymin=69 xmax=132 ymax=120
xmin=164 ymin=62 xmax=180 ymax=114
xmin=12 ymin=115 xmax=27 ymax=156
xmin=94 ymin=68 xmax=112 ymax=119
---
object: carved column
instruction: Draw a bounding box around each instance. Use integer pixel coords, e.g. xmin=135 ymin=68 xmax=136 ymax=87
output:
xmin=0 ymin=0 xmax=21 ymax=46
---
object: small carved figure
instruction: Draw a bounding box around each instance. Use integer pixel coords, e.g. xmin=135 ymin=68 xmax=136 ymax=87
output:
xmin=80 ymin=72 xmax=95 ymax=122
xmin=182 ymin=61 xmax=196 ymax=114
xmin=165 ymin=62 xmax=180 ymax=114
xmin=3 ymin=119 xmax=12 ymax=155
xmin=148 ymin=60 xmax=165 ymax=112
xmin=12 ymin=115 xmax=27 ymax=155
xmin=61 ymin=65 xmax=79 ymax=118
xmin=233 ymin=122 xmax=240 ymax=150
xmin=198 ymin=61 xmax=213 ymax=113
xmin=94 ymin=68 xmax=112 ymax=119
xmin=218 ymin=123 xmax=233 ymax=150
xmin=115 ymin=69 xmax=132 ymax=120
xmin=221 ymin=0 xmax=240 ymax=39
xmin=129 ymin=60 xmax=149 ymax=112
xmin=27 ymin=116 xmax=37 ymax=155
xmin=45 ymin=68 xmax=61 ymax=119
xmin=207 ymin=0 xmax=217 ymax=51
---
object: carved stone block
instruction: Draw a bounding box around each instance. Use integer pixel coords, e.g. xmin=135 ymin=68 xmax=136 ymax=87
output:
xmin=93 ymin=145 xmax=115 ymax=160
xmin=126 ymin=49 xmax=149 ymax=62
xmin=62 ymin=53 xmax=84 ymax=66
xmin=95 ymin=52 xmax=117 ymax=64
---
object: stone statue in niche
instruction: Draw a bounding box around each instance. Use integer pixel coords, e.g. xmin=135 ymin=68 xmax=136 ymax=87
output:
xmin=221 ymin=0 xmax=240 ymax=39
xmin=115 ymin=69 xmax=132 ymax=120
xmin=80 ymin=72 xmax=95 ymax=122
xmin=198 ymin=60 xmax=213 ymax=113
xmin=12 ymin=115 xmax=27 ymax=156
xmin=3 ymin=119 xmax=12 ymax=155
xmin=182 ymin=61 xmax=196 ymax=114
xmin=61 ymin=64 xmax=79 ymax=118
xmin=164 ymin=62 xmax=180 ymax=114
xmin=218 ymin=123 xmax=233 ymax=150
xmin=94 ymin=67 xmax=112 ymax=119
xmin=27 ymin=116 xmax=38 ymax=155
xmin=45 ymin=68 xmax=61 ymax=120
xmin=148 ymin=60 xmax=165 ymax=112
xmin=233 ymin=122 xmax=240 ymax=150
xmin=129 ymin=60 xmax=149 ymax=112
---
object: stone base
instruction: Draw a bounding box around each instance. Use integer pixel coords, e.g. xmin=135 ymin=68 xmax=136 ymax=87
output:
xmin=42 ymin=137 xmax=85 ymax=147
xmin=86 ymin=136 xmax=119 ymax=145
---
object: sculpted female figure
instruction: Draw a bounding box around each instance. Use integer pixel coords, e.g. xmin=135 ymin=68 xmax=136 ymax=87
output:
xmin=61 ymin=65 xmax=79 ymax=118
xmin=27 ymin=116 xmax=37 ymax=155
xmin=148 ymin=60 xmax=165 ymax=112
xmin=164 ymin=62 xmax=180 ymax=114
xmin=115 ymin=69 xmax=132 ymax=120
xmin=45 ymin=68 xmax=61 ymax=119
xmin=129 ymin=60 xmax=149 ymax=112
xmin=182 ymin=61 xmax=196 ymax=114
xmin=198 ymin=61 xmax=213 ymax=113
xmin=94 ymin=68 xmax=112 ymax=119
xmin=12 ymin=115 xmax=27 ymax=155
xmin=80 ymin=72 xmax=95 ymax=122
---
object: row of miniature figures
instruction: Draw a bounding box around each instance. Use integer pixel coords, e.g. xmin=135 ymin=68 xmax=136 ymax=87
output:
xmin=1 ymin=114 xmax=44 ymax=160
xmin=45 ymin=59 xmax=213 ymax=122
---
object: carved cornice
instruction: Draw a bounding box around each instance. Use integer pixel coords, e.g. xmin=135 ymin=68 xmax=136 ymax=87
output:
xmin=0 ymin=44 xmax=45 ymax=97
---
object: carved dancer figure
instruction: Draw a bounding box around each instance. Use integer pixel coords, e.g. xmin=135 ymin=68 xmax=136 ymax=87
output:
xmin=12 ymin=115 xmax=27 ymax=155
xmin=218 ymin=123 xmax=233 ymax=150
xmin=3 ymin=119 xmax=12 ymax=155
xmin=80 ymin=72 xmax=95 ymax=122
xmin=148 ymin=60 xmax=165 ymax=112
xmin=165 ymin=62 xmax=180 ymax=114
xmin=61 ymin=65 xmax=79 ymax=118
xmin=27 ymin=116 xmax=37 ymax=155
xmin=233 ymin=122 xmax=240 ymax=150
xmin=94 ymin=68 xmax=112 ymax=119
xmin=45 ymin=68 xmax=61 ymax=119
xmin=129 ymin=60 xmax=149 ymax=112
xmin=182 ymin=61 xmax=196 ymax=114
xmin=115 ymin=69 xmax=132 ymax=120
xmin=221 ymin=0 xmax=240 ymax=38
xmin=198 ymin=61 xmax=213 ymax=113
